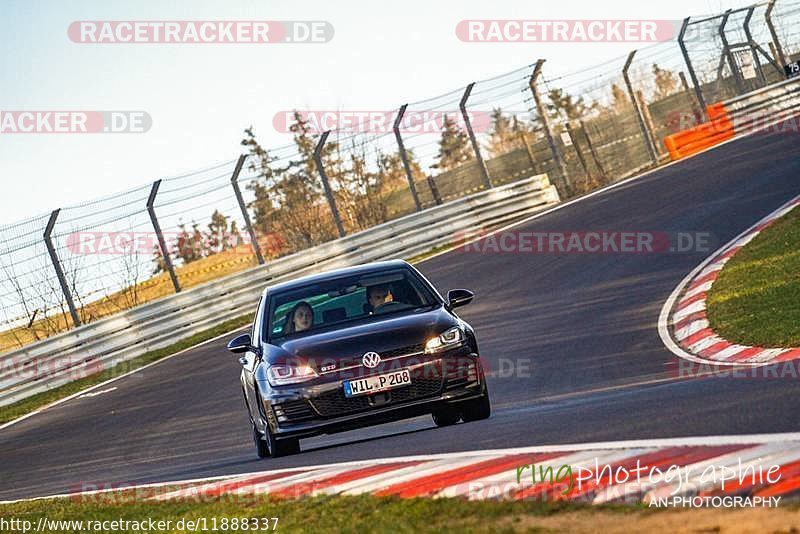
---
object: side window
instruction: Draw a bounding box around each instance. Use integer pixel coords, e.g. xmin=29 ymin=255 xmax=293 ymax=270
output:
xmin=251 ymin=296 xmax=264 ymax=343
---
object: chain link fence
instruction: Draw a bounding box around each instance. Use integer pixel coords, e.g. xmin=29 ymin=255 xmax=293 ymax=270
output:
xmin=1 ymin=1 xmax=799 ymax=353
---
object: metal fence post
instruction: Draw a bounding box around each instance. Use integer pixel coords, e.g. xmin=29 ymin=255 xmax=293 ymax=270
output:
xmin=678 ymin=17 xmax=708 ymax=119
xmin=43 ymin=209 xmax=81 ymax=328
xmin=230 ymin=154 xmax=265 ymax=265
xmin=393 ymin=104 xmax=422 ymax=211
xmin=427 ymin=177 xmax=443 ymax=206
xmin=623 ymin=50 xmax=658 ymax=166
xmin=564 ymin=122 xmax=590 ymax=179
xmin=313 ymin=131 xmax=346 ymax=238
xmin=638 ymin=90 xmax=661 ymax=157
xmin=519 ymin=130 xmax=540 ymax=175
xmin=147 ymin=180 xmax=181 ymax=293
xmin=529 ymin=59 xmax=571 ymax=195
xmin=766 ymin=0 xmax=788 ymax=67
xmin=719 ymin=10 xmax=747 ymax=95
xmin=459 ymin=82 xmax=493 ymax=189
xmin=743 ymin=7 xmax=768 ymax=86
xmin=679 ymin=71 xmax=703 ymax=121
xmin=580 ymin=121 xmax=606 ymax=177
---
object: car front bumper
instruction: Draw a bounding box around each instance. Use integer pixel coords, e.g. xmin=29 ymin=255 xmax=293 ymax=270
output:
xmin=262 ymin=348 xmax=486 ymax=438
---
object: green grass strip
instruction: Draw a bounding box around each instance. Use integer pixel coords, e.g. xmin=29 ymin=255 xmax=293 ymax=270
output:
xmin=707 ymin=205 xmax=800 ymax=347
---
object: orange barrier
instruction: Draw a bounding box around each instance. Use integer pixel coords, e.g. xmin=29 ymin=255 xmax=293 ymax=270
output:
xmin=664 ymin=103 xmax=735 ymax=161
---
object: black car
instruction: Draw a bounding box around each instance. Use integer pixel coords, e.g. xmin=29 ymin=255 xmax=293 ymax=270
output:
xmin=227 ymin=259 xmax=491 ymax=458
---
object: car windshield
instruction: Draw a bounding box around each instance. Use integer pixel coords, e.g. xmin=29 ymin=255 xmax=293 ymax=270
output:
xmin=265 ymin=268 xmax=438 ymax=342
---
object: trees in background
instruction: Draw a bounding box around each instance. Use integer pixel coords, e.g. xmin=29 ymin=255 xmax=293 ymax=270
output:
xmin=546 ymin=88 xmax=590 ymax=121
xmin=432 ymin=115 xmax=472 ymax=171
xmin=652 ymin=63 xmax=678 ymax=100
xmin=487 ymin=108 xmax=534 ymax=157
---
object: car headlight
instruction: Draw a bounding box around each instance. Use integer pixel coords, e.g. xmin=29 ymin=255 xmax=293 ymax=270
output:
xmin=267 ymin=364 xmax=318 ymax=386
xmin=425 ymin=326 xmax=465 ymax=353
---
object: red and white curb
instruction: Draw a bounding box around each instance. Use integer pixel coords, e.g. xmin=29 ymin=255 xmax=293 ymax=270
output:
xmin=660 ymin=194 xmax=800 ymax=366
xmin=5 ymin=433 xmax=800 ymax=506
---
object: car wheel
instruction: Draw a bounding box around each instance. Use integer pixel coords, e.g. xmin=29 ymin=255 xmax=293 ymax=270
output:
xmin=266 ymin=427 xmax=300 ymax=458
xmin=252 ymin=424 xmax=270 ymax=459
xmin=461 ymin=393 xmax=491 ymax=422
xmin=432 ymin=406 xmax=460 ymax=427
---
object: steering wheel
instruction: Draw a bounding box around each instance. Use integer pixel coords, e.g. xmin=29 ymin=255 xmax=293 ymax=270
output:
xmin=373 ymin=300 xmax=405 ymax=314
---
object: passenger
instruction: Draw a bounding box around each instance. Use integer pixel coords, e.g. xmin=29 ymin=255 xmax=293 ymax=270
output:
xmin=284 ymin=301 xmax=314 ymax=334
xmin=367 ymin=284 xmax=394 ymax=312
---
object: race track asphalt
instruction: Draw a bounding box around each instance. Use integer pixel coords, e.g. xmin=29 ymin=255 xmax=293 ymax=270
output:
xmin=1 ymin=129 xmax=799 ymax=500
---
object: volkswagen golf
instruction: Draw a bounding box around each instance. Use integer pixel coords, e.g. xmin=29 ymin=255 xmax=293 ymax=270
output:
xmin=227 ymin=259 xmax=490 ymax=458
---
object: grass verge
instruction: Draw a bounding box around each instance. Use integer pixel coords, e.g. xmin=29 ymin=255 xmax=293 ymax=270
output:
xmin=0 ymin=493 xmax=642 ymax=534
xmin=0 ymin=314 xmax=252 ymax=425
xmin=706 ymin=205 xmax=800 ymax=347
xmin=2 ymin=493 xmax=799 ymax=533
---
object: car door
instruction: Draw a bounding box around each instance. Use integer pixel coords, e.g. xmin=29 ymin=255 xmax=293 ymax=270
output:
xmin=242 ymin=296 xmax=264 ymax=428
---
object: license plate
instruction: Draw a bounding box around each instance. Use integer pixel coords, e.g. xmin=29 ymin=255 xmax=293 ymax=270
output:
xmin=343 ymin=369 xmax=411 ymax=398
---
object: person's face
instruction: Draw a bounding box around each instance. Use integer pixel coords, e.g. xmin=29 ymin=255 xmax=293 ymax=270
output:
xmin=293 ymin=305 xmax=313 ymax=331
xmin=368 ymin=287 xmax=392 ymax=309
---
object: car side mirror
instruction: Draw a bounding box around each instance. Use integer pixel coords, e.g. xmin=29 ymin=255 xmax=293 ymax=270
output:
xmin=227 ymin=333 xmax=254 ymax=354
xmin=447 ymin=289 xmax=474 ymax=309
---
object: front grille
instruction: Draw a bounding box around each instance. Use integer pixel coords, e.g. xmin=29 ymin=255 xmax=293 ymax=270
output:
xmin=310 ymin=374 xmax=443 ymax=417
xmin=273 ymin=399 xmax=315 ymax=423
xmin=330 ymin=344 xmax=426 ymax=371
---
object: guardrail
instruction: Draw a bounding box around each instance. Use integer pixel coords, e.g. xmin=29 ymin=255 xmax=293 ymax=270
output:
xmin=664 ymin=75 xmax=800 ymax=160
xmin=0 ymin=174 xmax=559 ymax=407
xmin=722 ymin=75 xmax=800 ymax=135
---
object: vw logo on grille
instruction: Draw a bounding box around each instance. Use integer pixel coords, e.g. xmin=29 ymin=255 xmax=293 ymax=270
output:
xmin=362 ymin=351 xmax=381 ymax=368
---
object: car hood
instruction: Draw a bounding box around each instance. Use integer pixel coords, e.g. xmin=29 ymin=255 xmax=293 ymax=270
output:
xmin=264 ymin=306 xmax=458 ymax=368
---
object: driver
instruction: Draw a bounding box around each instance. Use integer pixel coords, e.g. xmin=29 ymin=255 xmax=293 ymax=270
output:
xmin=367 ymin=284 xmax=394 ymax=312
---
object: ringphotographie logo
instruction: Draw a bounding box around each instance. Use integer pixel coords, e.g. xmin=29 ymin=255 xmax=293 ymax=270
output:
xmin=0 ymin=111 xmax=151 ymax=134
xmin=273 ymin=110 xmax=494 ymax=134
xmin=68 ymin=21 xmax=334 ymax=44
xmin=456 ymin=20 xmax=679 ymax=43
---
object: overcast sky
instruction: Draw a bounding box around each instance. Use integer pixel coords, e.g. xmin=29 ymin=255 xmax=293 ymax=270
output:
xmin=0 ymin=0 xmax=757 ymax=225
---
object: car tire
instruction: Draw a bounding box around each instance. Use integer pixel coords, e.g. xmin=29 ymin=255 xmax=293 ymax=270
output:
xmin=461 ymin=393 xmax=491 ymax=422
xmin=266 ymin=427 xmax=300 ymax=458
xmin=432 ymin=406 xmax=460 ymax=427
xmin=252 ymin=424 xmax=270 ymax=459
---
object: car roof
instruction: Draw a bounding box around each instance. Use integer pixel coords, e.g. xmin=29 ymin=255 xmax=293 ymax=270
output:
xmin=261 ymin=259 xmax=414 ymax=296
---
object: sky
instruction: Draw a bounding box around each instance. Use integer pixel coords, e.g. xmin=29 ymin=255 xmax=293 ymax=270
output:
xmin=0 ymin=0 xmax=758 ymax=226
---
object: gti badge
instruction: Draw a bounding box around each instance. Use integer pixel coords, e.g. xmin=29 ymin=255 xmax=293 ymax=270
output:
xmin=362 ymin=351 xmax=381 ymax=368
